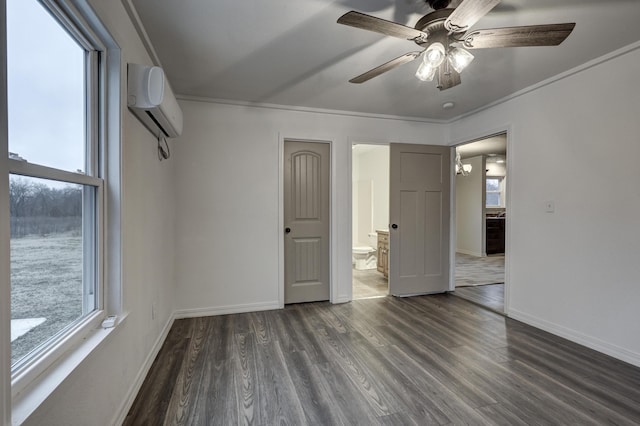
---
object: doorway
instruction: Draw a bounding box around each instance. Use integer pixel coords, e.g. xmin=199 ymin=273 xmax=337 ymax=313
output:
xmin=452 ymin=133 xmax=507 ymax=313
xmin=351 ymin=144 xmax=389 ymax=299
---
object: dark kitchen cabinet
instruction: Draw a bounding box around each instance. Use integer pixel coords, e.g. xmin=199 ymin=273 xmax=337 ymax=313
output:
xmin=486 ymin=218 xmax=505 ymax=254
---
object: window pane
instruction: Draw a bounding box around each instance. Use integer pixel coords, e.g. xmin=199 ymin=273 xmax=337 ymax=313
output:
xmin=486 ymin=178 xmax=500 ymax=192
xmin=486 ymin=192 xmax=501 ymax=207
xmin=10 ymin=175 xmax=96 ymax=367
xmin=7 ymin=0 xmax=86 ymax=173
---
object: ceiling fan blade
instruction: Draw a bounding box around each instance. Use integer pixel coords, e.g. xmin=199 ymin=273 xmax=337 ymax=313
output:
xmin=338 ymin=11 xmax=428 ymax=42
xmin=445 ymin=0 xmax=501 ymax=33
xmin=349 ymin=52 xmax=421 ymax=84
xmin=437 ymin=64 xmax=461 ymax=91
xmin=461 ymin=23 xmax=576 ymax=49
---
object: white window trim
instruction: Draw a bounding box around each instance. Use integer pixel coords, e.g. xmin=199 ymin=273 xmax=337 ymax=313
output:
xmin=1 ymin=0 xmax=123 ymax=422
xmin=1 ymin=2 xmax=11 ymax=422
xmin=486 ymin=176 xmax=505 ymax=208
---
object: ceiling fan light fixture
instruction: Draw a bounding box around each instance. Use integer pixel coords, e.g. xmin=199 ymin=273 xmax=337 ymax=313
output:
xmin=448 ymin=47 xmax=475 ymax=73
xmin=415 ymin=61 xmax=437 ymax=81
xmin=423 ymin=42 xmax=446 ymax=68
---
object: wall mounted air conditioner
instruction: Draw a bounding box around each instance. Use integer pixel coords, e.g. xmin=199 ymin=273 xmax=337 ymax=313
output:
xmin=127 ymin=63 xmax=183 ymax=138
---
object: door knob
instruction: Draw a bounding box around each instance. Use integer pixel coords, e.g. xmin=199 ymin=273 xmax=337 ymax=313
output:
xmin=285 ymin=227 xmax=291 ymax=234
xmin=391 ymin=224 xmax=398 ymax=229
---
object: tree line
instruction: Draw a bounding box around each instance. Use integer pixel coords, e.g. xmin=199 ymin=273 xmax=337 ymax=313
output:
xmin=10 ymin=176 xmax=82 ymax=238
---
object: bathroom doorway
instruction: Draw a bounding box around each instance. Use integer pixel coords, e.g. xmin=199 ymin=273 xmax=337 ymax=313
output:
xmin=352 ymin=143 xmax=389 ymax=299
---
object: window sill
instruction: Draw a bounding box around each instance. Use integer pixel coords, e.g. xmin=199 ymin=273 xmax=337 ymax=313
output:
xmin=11 ymin=312 xmax=129 ymax=425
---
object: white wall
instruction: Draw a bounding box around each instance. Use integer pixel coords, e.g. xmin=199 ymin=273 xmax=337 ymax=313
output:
xmin=486 ymin=162 xmax=506 ymax=177
xmin=19 ymin=1 xmax=178 ymax=424
xmin=455 ymin=155 xmax=485 ymax=256
xmin=450 ymin=44 xmax=640 ymax=367
xmin=173 ymin=100 xmax=446 ymax=312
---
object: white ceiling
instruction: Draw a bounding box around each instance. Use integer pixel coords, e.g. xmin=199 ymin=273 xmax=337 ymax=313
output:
xmin=457 ymin=134 xmax=506 ymax=159
xmin=129 ymin=0 xmax=640 ymax=121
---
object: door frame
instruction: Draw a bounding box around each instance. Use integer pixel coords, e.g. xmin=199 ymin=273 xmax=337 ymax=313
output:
xmin=449 ymin=125 xmax=512 ymax=315
xmin=278 ymin=135 xmax=336 ymax=308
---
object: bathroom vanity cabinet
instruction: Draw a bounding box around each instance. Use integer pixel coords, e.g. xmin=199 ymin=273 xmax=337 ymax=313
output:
xmin=377 ymin=230 xmax=389 ymax=278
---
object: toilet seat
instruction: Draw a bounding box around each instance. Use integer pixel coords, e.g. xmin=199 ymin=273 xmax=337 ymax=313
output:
xmin=353 ymin=246 xmax=375 ymax=254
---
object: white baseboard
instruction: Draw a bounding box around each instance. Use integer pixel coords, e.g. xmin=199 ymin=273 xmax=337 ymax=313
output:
xmin=508 ymin=308 xmax=640 ymax=368
xmin=456 ymin=249 xmax=484 ymax=257
xmin=111 ymin=313 xmax=176 ymax=425
xmin=174 ymin=301 xmax=281 ymax=319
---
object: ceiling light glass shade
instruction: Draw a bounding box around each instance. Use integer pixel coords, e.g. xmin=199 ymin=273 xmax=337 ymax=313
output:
xmin=463 ymin=164 xmax=473 ymax=173
xmin=423 ymin=42 xmax=446 ymax=68
xmin=448 ymin=47 xmax=475 ymax=73
xmin=415 ymin=61 xmax=436 ymax=81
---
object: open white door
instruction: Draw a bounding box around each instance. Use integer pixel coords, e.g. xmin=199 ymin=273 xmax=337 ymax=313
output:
xmin=389 ymin=143 xmax=450 ymax=296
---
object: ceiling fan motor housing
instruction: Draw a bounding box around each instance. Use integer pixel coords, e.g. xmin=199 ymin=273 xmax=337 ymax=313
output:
xmin=427 ymin=0 xmax=451 ymax=10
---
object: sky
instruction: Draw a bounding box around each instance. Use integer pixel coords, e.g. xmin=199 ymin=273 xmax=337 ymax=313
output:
xmin=7 ymin=0 xmax=85 ymax=174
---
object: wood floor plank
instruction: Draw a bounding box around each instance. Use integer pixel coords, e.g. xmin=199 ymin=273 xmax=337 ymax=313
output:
xmin=446 ymin=346 xmax=600 ymax=425
xmin=233 ymin=332 xmax=260 ymax=425
xmin=509 ymin=360 xmax=640 ymax=425
xmin=183 ymin=316 xmax=238 ymax=425
xmin=279 ymin=348 xmax=348 ymax=425
xmin=314 ymin=325 xmax=398 ymax=417
xmin=340 ymin=331 xmax=465 ymax=424
xmin=378 ymin=344 xmax=492 ymax=425
xmin=123 ymin=327 xmax=190 ymax=425
xmin=127 ymin=295 xmax=640 ymax=425
xmin=253 ymin=338 xmax=308 ymax=424
xmin=400 ymin=296 xmax=512 ymax=357
xmin=454 ymin=283 xmax=505 ymax=312
xmin=162 ymin=317 xmax=211 ymax=425
xmin=275 ymin=307 xmax=330 ymax=364
xmin=332 ymin=302 xmax=391 ymax=348
xmin=377 ymin=323 xmax=498 ymax=409
xmin=248 ymin=311 xmax=272 ymax=345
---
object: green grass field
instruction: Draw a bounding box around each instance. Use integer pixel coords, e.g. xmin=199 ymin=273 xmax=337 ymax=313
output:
xmin=11 ymin=233 xmax=84 ymax=365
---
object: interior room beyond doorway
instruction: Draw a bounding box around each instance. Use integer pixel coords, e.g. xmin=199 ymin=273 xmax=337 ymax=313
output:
xmin=453 ymin=134 xmax=507 ymax=313
xmin=352 ymin=144 xmax=389 ymax=299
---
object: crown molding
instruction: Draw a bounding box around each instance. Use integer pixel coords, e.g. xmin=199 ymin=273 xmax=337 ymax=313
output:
xmin=175 ymin=95 xmax=448 ymax=124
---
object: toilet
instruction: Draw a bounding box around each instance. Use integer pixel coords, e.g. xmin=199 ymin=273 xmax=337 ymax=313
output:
xmin=352 ymin=232 xmax=378 ymax=270
xmin=352 ymin=246 xmax=377 ymax=270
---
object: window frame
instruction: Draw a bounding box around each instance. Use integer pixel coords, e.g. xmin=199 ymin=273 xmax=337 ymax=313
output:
xmin=7 ymin=0 xmax=105 ymax=382
xmin=1 ymin=0 xmax=122 ymax=415
xmin=486 ymin=176 xmax=505 ymax=208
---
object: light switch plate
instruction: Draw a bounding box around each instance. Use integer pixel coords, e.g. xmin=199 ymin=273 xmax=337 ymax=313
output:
xmin=545 ymin=200 xmax=555 ymax=213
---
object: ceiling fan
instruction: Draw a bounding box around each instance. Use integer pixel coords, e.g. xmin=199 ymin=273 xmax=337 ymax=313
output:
xmin=337 ymin=0 xmax=575 ymax=90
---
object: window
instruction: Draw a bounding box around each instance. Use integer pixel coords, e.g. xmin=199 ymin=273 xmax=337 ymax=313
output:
xmin=486 ymin=177 xmax=504 ymax=207
xmin=5 ymin=0 xmax=105 ymax=374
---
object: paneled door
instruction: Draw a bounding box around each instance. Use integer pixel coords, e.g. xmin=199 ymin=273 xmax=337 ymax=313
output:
xmin=284 ymin=141 xmax=330 ymax=304
xmin=389 ymin=143 xmax=450 ymax=296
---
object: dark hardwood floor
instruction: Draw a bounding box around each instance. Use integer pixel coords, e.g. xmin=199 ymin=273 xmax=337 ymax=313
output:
xmin=453 ymin=283 xmax=504 ymax=313
xmin=125 ymin=295 xmax=640 ymax=425
xmin=455 ymin=253 xmax=504 ymax=287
